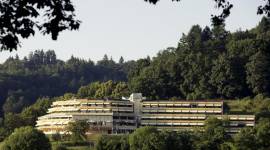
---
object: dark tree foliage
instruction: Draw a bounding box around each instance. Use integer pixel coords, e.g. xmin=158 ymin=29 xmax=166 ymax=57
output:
xmin=196 ymin=117 xmax=229 ymax=150
xmin=161 ymin=130 xmax=195 ymax=150
xmin=67 ymin=120 xmax=89 ymax=142
xmin=0 ymin=0 xmax=80 ymax=51
xmin=0 ymin=126 xmax=51 ymax=150
xmin=96 ymin=135 xmax=129 ymax=150
xmin=211 ymin=0 xmax=233 ymax=26
xmin=0 ymin=97 xmax=52 ymax=141
xmin=129 ymin=126 xmax=166 ymax=150
xmin=77 ymin=80 xmax=130 ymax=99
xmin=0 ymin=50 xmax=130 ymax=116
xmin=258 ymin=0 xmax=270 ymax=17
xmin=234 ymin=127 xmax=257 ymax=150
xmin=234 ymin=118 xmax=270 ymax=150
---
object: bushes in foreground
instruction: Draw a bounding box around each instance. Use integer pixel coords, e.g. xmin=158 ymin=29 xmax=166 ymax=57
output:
xmin=96 ymin=118 xmax=270 ymax=150
xmin=0 ymin=126 xmax=51 ymax=150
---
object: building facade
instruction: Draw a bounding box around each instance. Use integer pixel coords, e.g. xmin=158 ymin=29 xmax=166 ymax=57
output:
xmin=36 ymin=93 xmax=255 ymax=134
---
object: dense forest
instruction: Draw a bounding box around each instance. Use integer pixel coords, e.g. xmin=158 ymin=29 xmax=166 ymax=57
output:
xmin=0 ymin=51 xmax=135 ymax=115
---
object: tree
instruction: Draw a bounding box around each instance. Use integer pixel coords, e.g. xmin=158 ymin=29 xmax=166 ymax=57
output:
xmin=161 ymin=130 xmax=195 ymax=150
xmin=129 ymin=126 xmax=165 ymax=150
xmin=119 ymin=56 xmax=125 ymax=64
xmin=0 ymin=49 xmax=129 ymax=117
xmin=255 ymin=118 xmax=270 ymax=149
xmin=246 ymin=51 xmax=270 ymax=95
xmin=128 ymin=48 xmax=181 ymax=99
xmin=234 ymin=127 xmax=257 ymax=150
xmin=256 ymin=17 xmax=270 ymax=34
xmin=0 ymin=126 xmax=51 ymax=150
xmin=3 ymin=90 xmax=27 ymax=114
xmin=201 ymin=26 xmax=212 ymax=42
xmin=66 ymin=120 xmax=89 ymax=142
xmin=112 ymin=82 xmax=130 ymax=98
xmin=129 ymin=66 xmax=161 ymax=99
xmin=0 ymin=0 xmax=80 ymax=51
xmin=128 ymin=57 xmax=151 ymax=80
xmin=197 ymin=117 xmax=229 ymax=150
xmin=185 ymin=25 xmax=203 ymax=51
xmin=210 ymin=53 xmax=247 ymax=98
xmin=0 ymin=127 xmax=9 ymax=142
xmin=96 ymin=135 xmax=129 ymax=150
xmin=95 ymin=80 xmax=115 ymax=98
xmin=77 ymin=82 xmax=101 ymax=98
xmin=3 ymin=113 xmax=24 ymax=135
xmin=77 ymin=81 xmax=130 ymax=99
xmin=20 ymin=97 xmax=52 ymax=126
xmin=97 ymin=54 xmax=110 ymax=66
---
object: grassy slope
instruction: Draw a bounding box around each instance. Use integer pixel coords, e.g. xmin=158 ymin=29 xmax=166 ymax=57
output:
xmin=51 ymin=133 xmax=101 ymax=150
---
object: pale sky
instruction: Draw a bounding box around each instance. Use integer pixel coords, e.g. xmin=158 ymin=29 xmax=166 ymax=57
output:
xmin=0 ymin=0 xmax=264 ymax=63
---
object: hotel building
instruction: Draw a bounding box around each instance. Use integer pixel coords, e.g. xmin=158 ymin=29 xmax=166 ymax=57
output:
xmin=36 ymin=93 xmax=255 ymax=134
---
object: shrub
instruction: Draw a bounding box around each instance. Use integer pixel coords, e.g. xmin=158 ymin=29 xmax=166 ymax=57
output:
xmin=0 ymin=126 xmax=51 ymax=150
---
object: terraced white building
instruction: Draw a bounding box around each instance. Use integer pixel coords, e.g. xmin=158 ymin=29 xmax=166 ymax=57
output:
xmin=36 ymin=93 xmax=255 ymax=134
